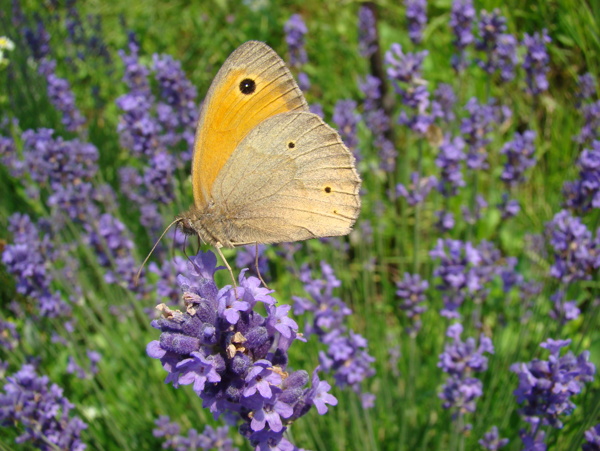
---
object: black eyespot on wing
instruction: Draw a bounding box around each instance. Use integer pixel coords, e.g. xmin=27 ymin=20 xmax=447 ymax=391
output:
xmin=324 ymin=186 xmax=332 ymax=193
xmin=239 ymin=78 xmax=256 ymax=95
xmin=287 ymin=141 xmax=295 ymax=149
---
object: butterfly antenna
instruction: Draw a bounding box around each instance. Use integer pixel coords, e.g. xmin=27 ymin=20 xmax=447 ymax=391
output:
xmin=135 ymin=218 xmax=180 ymax=286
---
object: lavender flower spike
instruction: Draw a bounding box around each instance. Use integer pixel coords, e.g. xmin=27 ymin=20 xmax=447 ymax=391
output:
xmin=522 ymin=29 xmax=552 ymax=96
xmin=147 ymin=251 xmax=337 ymax=449
xmin=405 ymin=0 xmax=427 ymax=45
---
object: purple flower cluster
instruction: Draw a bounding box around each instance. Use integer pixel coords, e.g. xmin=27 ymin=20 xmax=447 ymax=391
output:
xmin=479 ymin=426 xmax=509 ymax=450
xmin=575 ymin=100 xmax=600 ymax=145
xmin=152 ymin=53 xmax=199 ymax=159
xmin=396 ymin=172 xmax=437 ymax=206
xmin=150 ymin=256 xmax=189 ymax=304
xmin=511 ymin=338 xmax=595 ymax=430
xmin=432 ymin=83 xmax=457 ymax=124
xmin=20 ymin=128 xmax=100 ymax=220
xmin=546 ymin=210 xmax=600 ymax=284
xmin=0 ymin=363 xmax=88 ymax=450
xmin=563 ymin=140 xmax=600 ymax=212
xmin=38 ymin=58 xmax=86 ymax=132
xmin=23 ymin=19 xmax=51 ymax=60
xmin=2 ymin=213 xmax=71 ymax=317
xmin=449 ymin=0 xmax=475 ymax=72
xmin=475 ymin=10 xmax=518 ymax=82
xmin=360 ymin=75 xmax=396 ymax=172
xmin=293 ymin=262 xmax=376 ymax=398
xmin=522 ymin=30 xmax=552 ymax=96
xmin=435 ymin=134 xmax=466 ymax=197
xmin=396 ymin=273 xmax=428 ymax=336
xmin=461 ymin=97 xmax=509 ymax=170
xmin=358 ymin=5 xmax=378 ymax=58
xmin=85 ymin=213 xmax=148 ymax=294
xmin=405 ymin=0 xmax=427 ymax=45
xmin=577 ymin=73 xmax=596 ymax=102
xmin=333 ymin=99 xmax=361 ymax=160
xmin=548 ymin=290 xmax=580 ymax=325
xmin=116 ymin=42 xmax=163 ymax=158
xmin=284 ymin=14 xmax=308 ymax=68
xmin=0 ymin=320 xmax=20 ymax=351
xmin=583 ymin=424 xmax=600 ymax=451
xmin=386 ymin=44 xmax=434 ymax=134
xmin=153 ymin=416 xmax=237 ymax=450
xmin=500 ymin=130 xmax=536 ymax=186
xmin=430 ymin=239 xmax=505 ymax=318
xmin=147 ymin=252 xmax=337 ymax=450
xmin=438 ymin=323 xmax=494 ymax=420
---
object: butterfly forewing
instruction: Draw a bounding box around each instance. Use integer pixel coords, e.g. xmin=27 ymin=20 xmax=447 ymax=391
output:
xmin=192 ymin=41 xmax=309 ymax=208
xmin=210 ymin=112 xmax=361 ymax=245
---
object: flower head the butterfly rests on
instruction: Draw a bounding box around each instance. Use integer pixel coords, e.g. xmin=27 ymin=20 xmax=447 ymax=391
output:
xmin=174 ymin=41 xmax=361 ymax=288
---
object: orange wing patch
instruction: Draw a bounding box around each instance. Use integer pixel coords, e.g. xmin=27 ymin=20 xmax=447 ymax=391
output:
xmin=192 ymin=58 xmax=307 ymax=209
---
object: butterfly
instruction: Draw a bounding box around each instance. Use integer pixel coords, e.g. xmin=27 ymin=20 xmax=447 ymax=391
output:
xmin=174 ymin=41 xmax=361 ymax=281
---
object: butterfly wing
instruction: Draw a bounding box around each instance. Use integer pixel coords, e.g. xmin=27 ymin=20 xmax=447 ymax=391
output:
xmin=209 ymin=112 xmax=361 ymax=245
xmin=192 ymin=41 xmax=309 ymax=209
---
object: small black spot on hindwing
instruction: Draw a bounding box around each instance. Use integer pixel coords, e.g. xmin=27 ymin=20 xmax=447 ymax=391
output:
xmin=324 ymin=186 xmax=332 ymax=193
xmin=287 ymin=141 xmax=295 ymax=149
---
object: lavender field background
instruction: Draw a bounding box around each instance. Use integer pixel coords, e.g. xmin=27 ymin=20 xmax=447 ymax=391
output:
xmin=1 ymin=0 xmax=599 ymax=450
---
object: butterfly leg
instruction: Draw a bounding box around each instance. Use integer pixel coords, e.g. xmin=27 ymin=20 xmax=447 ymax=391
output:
xmin=254 ymin=242 xmax=270 ymax=289
xmin=215 ymin=243 xmax=239 ymax=298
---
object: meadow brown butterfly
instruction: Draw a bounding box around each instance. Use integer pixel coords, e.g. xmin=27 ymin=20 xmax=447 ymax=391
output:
xmin=178 ymin=41 xmax=361 ymax=253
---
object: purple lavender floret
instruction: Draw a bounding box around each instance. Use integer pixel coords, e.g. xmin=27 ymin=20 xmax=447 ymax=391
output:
xmin=147 ymin=251 xmax=337 ymax=449
xmin=293 ymin=263 xmax=375 ymax=396
xmin=20 ymin=128 xmax=99 ymax=220
xmin=563 ymin=140 xmax=600 ymax=211
xmin=449 ymin=0 xmax=475 ymax=72
xmin=575 ymin=100 xmax=600 ymax=145
xmin=85 ymin=213 xmax=148 ymax=293
xmin=475 ymin=10 xmax=518 ymax=82
xmin=548 ymin=290 xmax=580 ymax=325
xmin=359 ymin=75 xmax=396 ymax=171
xmin=396 ymin=273 xmax=428 ymax=336
xmin=2 ymin=213 xmax=71 ymax=317
xmin=386 ymin=44 xmax=434 ymax=134
xmin=435 ymin=210 xmax=455 ymax=232
xmin=583 ymin=424 xmax=600 ymax=451
xmin=333 ymin=100 xmax=361 ymax=159
xmin=438 ymin=323 xmax=494 ymax=419
xmin=461 ymin=98 xmax=508 ymax=170
xmin=432 ymin=83 xmax=457 ymax=124
xmin=430 ymin=239 xmax=505 ymax=318
xmin=545 ymin=210 xmax=599 ymax=284
xmin=38 ymin=59 xmax=85 ymax=132
xmin=0 ymin=320 xmax=20 ymax=351
xmin=358 ymin=5 xmax=378 ymax=58
xmin=24 ymin=19 xmax=51 ymax=60
xmin=153 ymin=415 xmax=238 ymax=450
xmin=497 ymin=194 xmax=521 ymax=219
xmin=500 ymin=130 xmax=536 ymax=186
xmin=284 ymin=14 xmax=308 ymax=68
xmin=396 ymin=172 xmax=437 ymax=206
xmin=577 ymin=73 xmax=596 ymax=104
xmin=436 ymin=134 xmax=466 ymax=196
xmin=405 ymin=0 xmax=427 ymax=44
xmin=511 ymin=338 xmax=595 ymax=429
xmin=479 ymin=426 xmax=509 ymax=450
xmin=522 ymin=30 xmax=552 ymax=96
xmin=0 ymin=363 xmax=88 ymax=450
xmin=152 ymin=53 xmax=198 ymax=157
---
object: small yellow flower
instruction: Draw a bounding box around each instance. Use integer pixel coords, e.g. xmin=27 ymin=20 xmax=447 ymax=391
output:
xmin=0 ymin=37 xmax=15 ymax=52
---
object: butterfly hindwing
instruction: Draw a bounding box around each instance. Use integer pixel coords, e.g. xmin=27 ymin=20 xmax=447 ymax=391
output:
xmin=210 ymin=112 xmax=361 ymax=245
